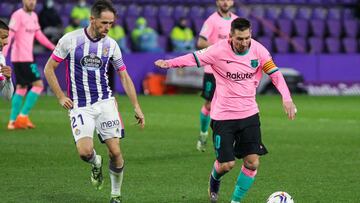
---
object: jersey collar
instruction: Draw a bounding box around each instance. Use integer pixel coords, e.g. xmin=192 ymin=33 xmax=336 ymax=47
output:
xmin=84 ymin=27 xmax=102 ymax=43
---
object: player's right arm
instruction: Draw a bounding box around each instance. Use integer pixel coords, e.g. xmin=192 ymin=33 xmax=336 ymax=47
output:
xmin=155 ymin=44 xmax=217 ymax=69
xmin=196 ymin=18 xmax=214 ymax=49
xmin=44 ymin=58 xmax=73 ymax=109
xmin=44 ymin=34 xmax=73 ymax=109
xmin=2 ymin=12 xmax=20 ymax=57
xmin=197 ymin=37 xmax=211 ymax=49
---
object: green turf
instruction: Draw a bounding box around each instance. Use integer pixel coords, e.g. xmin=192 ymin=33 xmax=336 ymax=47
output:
xmin=0 ymin=95 xmax=359 ymax=203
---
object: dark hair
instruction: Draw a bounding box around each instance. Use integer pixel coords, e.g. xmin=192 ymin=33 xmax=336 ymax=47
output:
xmin=91 ymin=0 xmax=117 ymax=18
xmin=231 ymin=18 xmax=251 ymax=33
xmin=0 ymin=19 xmax=9 ymax=30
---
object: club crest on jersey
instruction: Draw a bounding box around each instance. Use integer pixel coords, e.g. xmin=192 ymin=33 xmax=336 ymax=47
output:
xmin=81 ymin=53 xmax=103 ymax=70
xmin=102 ymin=47 xmax=109 ymax=57
xmin=250 ymin=59 xmax=259 ymax=69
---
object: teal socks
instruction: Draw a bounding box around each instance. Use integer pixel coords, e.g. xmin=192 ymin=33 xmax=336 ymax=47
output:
xmin=231 ymin=166 xmax=257 ymax=202
xmin=10 ymin=93 xmax=24 ymax=121
xmin=20 ymin=91 xmax=40 ymax=115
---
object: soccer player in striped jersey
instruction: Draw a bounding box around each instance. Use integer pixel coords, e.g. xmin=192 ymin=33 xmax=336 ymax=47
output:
xmin=197 ymin=0 xmax=238 ymax=152
xmin=0 ymin=20 xmax=14 ymax=100
xmin=4 ymin=0 xmax=56 ymax=130
xmin=155 ymin=18 xmax=297 ymax=203
xmin=44 ymin=1 xmax=145 ymax=203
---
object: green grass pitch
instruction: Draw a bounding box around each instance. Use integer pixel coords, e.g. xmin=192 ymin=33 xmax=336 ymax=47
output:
xmin=0 ymin=95 xmax=359 ymax=202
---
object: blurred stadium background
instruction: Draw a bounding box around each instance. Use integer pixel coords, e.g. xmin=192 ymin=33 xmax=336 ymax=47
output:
xmin=0 ymin=0 xmax=360 ymax=95
xmin=1 ymin=0 xmax=360 ymax=202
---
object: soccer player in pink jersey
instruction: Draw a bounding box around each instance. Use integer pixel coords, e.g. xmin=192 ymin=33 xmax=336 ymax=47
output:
xmin=3 ymin=0 xmax=55 ymax=130
xmin=155 ymin=18 xmax=297 ymax=203
xmin=44 ymin=1 xmax=145 ymax=203
xmin=0 ymin=20 xmax=14 ymax=101
xmin=197 ymin=0 xmax=238 ymax=152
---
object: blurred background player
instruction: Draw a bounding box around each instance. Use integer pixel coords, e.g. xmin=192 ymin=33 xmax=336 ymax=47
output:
xmin=196 ymin=0 xmax=237 ymax=151
xmin=0 ymin=19 xmax=14 ymax=101
xmin=44 ymin=1 xmax=145 ymax=202
xmin=4 ymin=0 xmax=55 ymax=130
xmin=155 ymin=17 xmax=297 ymax=203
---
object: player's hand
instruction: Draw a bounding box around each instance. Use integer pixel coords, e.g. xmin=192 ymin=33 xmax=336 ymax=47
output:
xmin=134 ymin=106 xmax=145 ymax=129
xmin=283 ymin=101 xmax=297 ymax=120
xmin=154 ymin=60 xmax=169 ymax=69
xmin=59 ymin=96 xmax=73 ymax=110
xmin=0 ymin=64 xmax=12 ymax=79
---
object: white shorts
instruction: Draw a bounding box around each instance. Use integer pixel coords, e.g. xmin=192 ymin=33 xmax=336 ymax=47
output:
xmin=69 ymin=98 xmax=124 ymax=143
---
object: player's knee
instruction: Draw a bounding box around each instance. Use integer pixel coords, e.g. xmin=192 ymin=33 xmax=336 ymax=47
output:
xmin=78 ymin=149 xmax=94 ymax=162
xmin=220 ymin=161 xmax=236 ymax=172
xmin=108 ymin=148 xmax=121 ymax=160
xmin=244 ymin=159 xmax=259 ymax=170
xmin=32 ymin=80 xmax=44 ymax=87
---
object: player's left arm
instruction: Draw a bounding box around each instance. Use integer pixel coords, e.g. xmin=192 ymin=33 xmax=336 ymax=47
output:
xmin=262 ymin=59 xmax=297 ymax=120
xmin=118 ymin=69 xmax=145 ymax=128
xmin=111 ymin=43 xmax=145 ymax=128
xmin=35 ymin=29 xmax=55 ymax=51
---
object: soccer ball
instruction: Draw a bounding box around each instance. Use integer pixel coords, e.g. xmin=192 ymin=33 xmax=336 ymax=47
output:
xmin=266 ymin=191 xmax=294 ymax=203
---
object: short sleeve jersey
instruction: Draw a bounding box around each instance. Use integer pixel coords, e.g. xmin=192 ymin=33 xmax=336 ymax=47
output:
xmin=7 ymin=9 xmax=41 ymax=62
xmin=199 ymin=12 xmax=237 ymax=73
xmin=51 ymin=28 xmax=126 ymax=108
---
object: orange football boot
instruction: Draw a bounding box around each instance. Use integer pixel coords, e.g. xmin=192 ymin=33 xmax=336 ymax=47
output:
xmin=14 ymin=115 xmax=36 ymax=129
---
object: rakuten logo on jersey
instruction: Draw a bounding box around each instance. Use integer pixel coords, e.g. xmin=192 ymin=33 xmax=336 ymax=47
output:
xmin=101 ymin=119 xmax=120 ymax=129
xmin=226 ymin=72 xmax=254 ymax=81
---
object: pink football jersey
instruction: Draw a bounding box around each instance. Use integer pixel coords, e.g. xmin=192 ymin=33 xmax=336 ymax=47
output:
xmin=199 ymin=12 xmax=237 ymax=73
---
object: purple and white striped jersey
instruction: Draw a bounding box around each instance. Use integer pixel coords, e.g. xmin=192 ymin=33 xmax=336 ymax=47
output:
xmin=51 ymin=28 xmax=126 ymax=108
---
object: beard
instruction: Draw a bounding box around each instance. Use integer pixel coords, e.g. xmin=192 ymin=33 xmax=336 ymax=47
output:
xmin=25 ymin=4 xmax=35 ymax=12
xmin=93 ymin=25 xmax=104 ymax=39
xmin=219 ymin=6 xmax=231 ymax=14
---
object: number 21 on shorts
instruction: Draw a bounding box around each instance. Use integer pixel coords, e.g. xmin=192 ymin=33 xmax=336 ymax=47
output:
xmin=71 ymin=114 xmax=84 ymax=128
